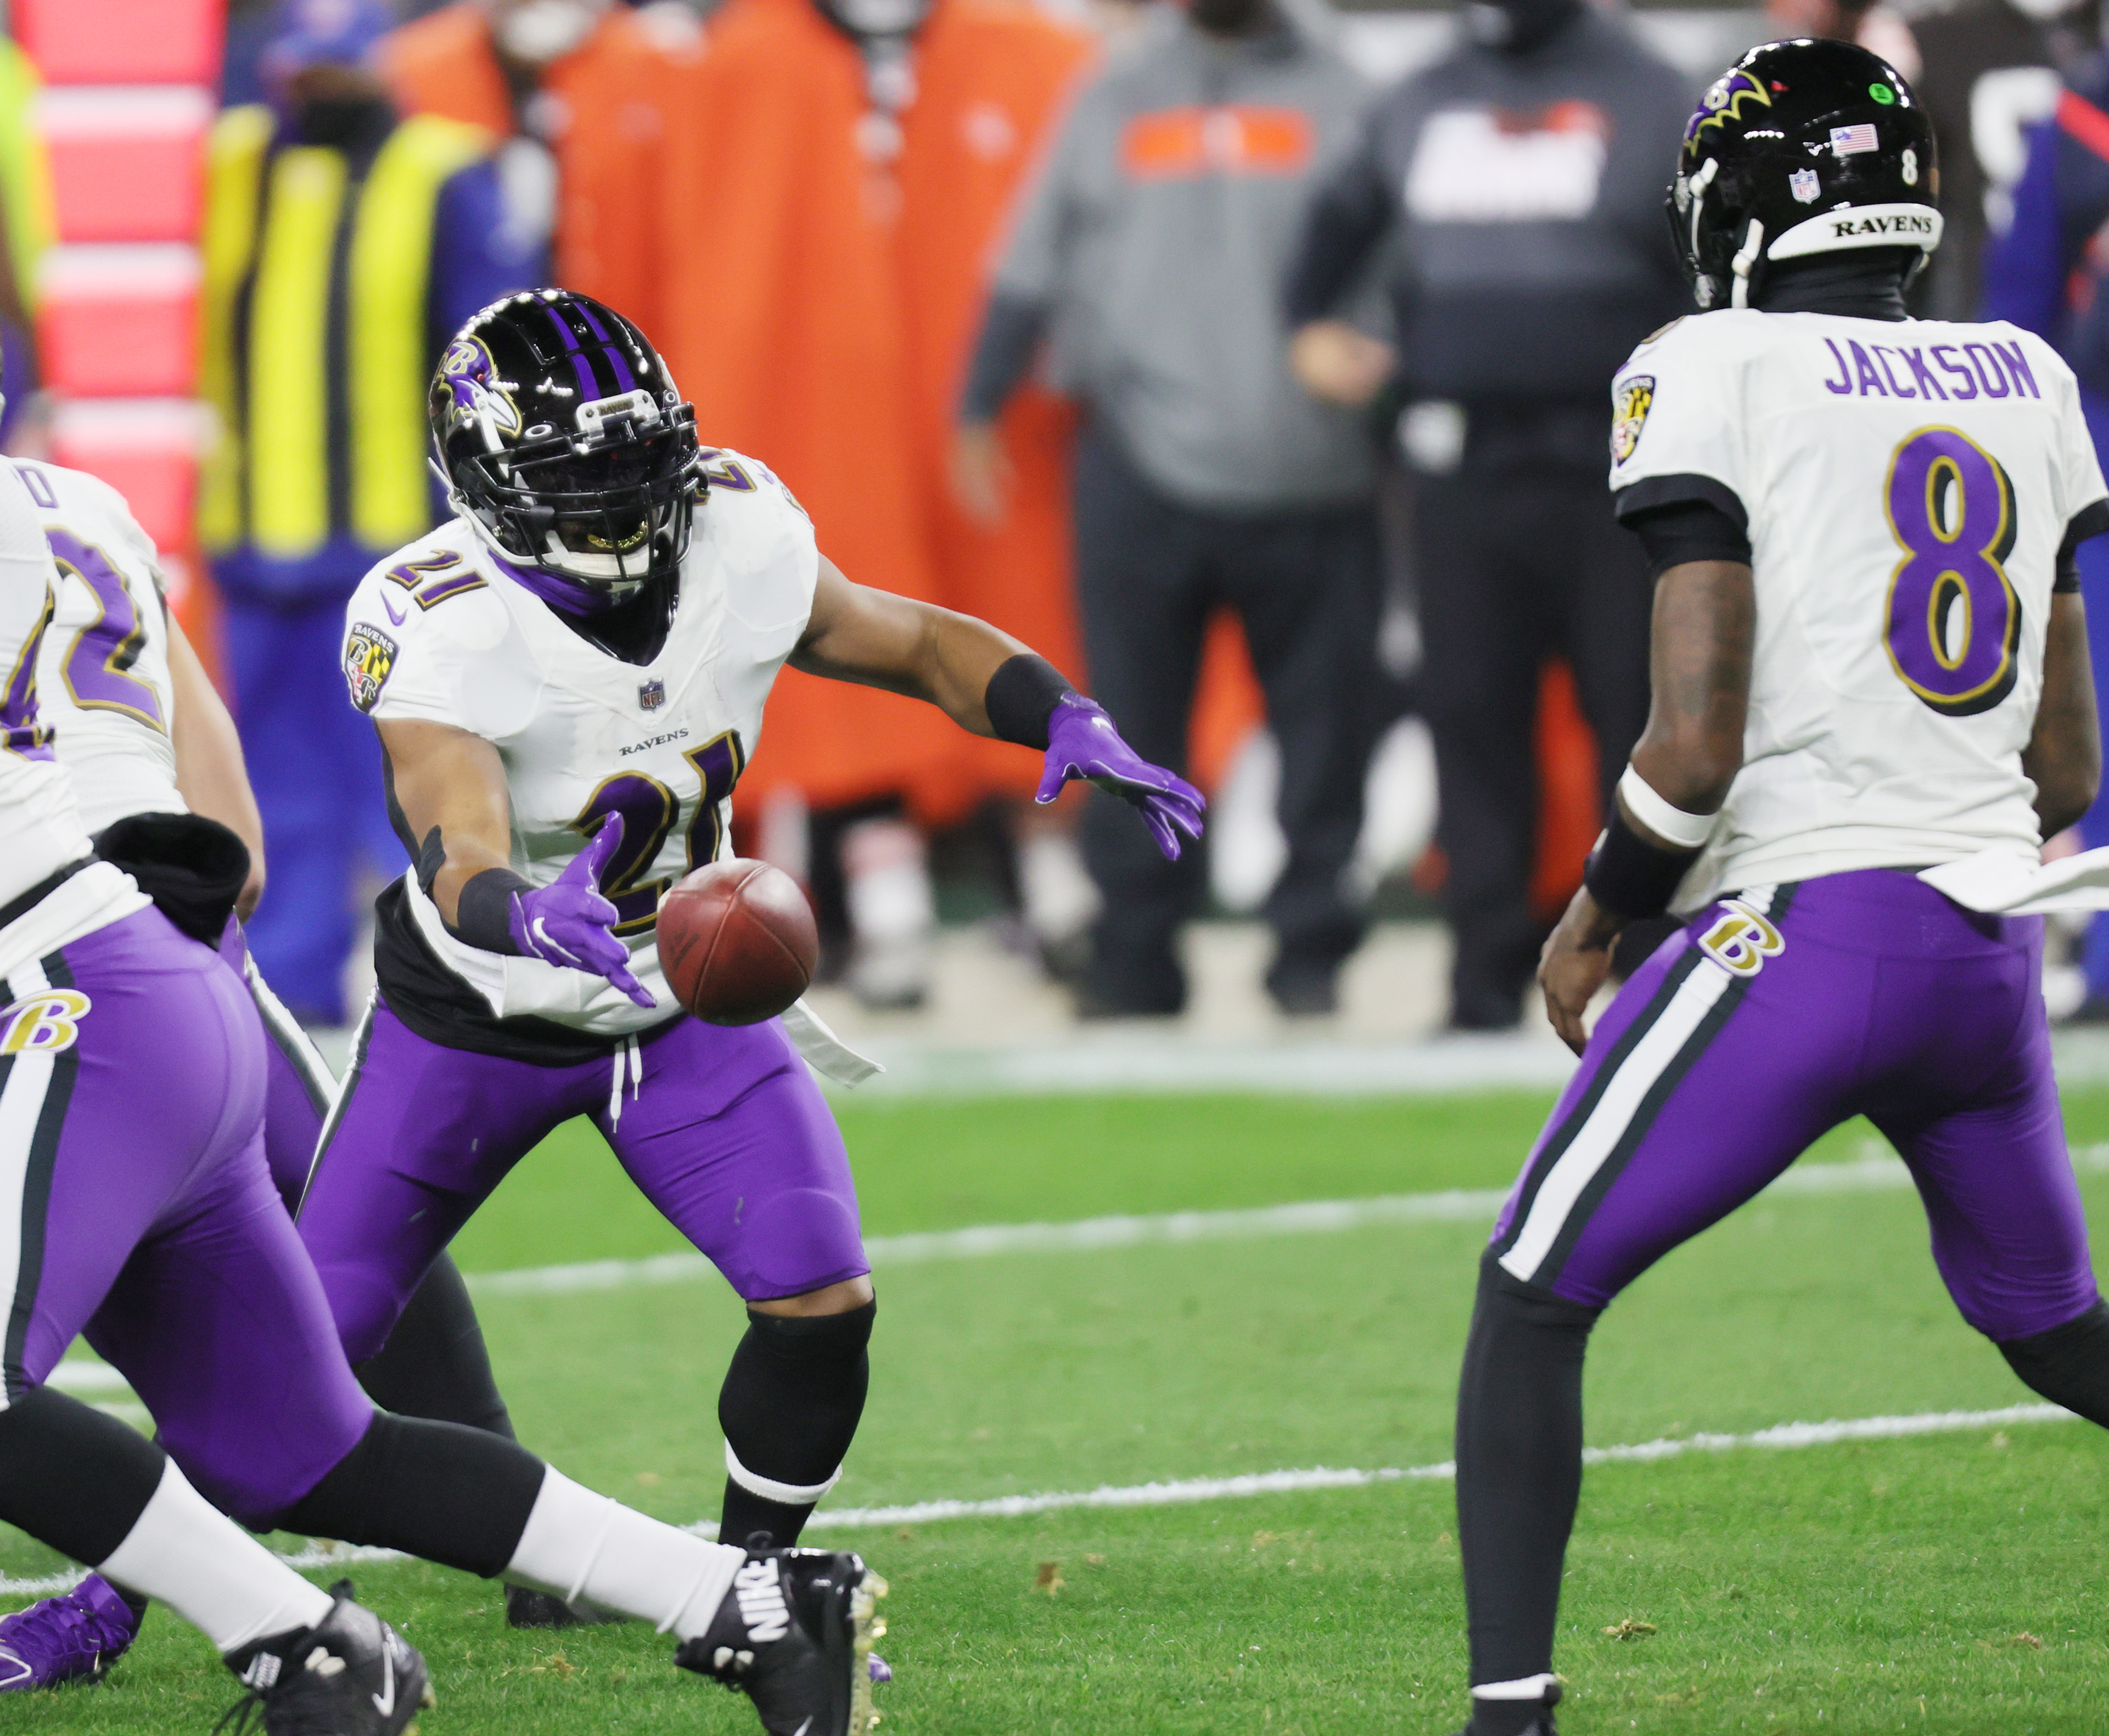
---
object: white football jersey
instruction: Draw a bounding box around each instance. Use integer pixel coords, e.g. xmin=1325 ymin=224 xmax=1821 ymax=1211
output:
xmin=0 ymin=460 xmax=146 ymax=963
xmin=1608 ymin=309 xmax=2108 ymax=912
xmin=344 ymin=449 xmax=817 ymax=1038
xmin=20 ymin=461 xmax=181 ymax=835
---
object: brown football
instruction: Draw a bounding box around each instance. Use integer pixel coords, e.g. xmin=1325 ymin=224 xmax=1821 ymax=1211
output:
xmin=658 ymin=859 xmax=818 ymax=1026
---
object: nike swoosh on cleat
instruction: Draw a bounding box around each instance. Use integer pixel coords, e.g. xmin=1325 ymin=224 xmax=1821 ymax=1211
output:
xmin=372 ymin=1645 xmax=394 ymax=1717
xmin=382 ymin=595 xmax=407 ymax=626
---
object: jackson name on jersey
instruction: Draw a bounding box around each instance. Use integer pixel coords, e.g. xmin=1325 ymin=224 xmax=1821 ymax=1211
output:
xmin=20 ymin=460 xmax=182 ymax=835
xmin=1609 ymin=308 xmax=2109 ymax=913
xmin=344 ymin=448 xmax=816 ymax=1055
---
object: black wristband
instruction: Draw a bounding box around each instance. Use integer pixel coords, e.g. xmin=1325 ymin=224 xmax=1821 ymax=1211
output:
xmin=450 ymin=866 xmax=533 ymax=955
xmin=1581 ymin=807 xmax=1701 ymax=922
xmin=984 ymin=653 xmax=1076 ymax=750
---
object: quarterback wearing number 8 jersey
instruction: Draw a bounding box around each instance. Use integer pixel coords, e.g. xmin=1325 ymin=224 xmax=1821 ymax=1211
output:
xmin=1448 ymin=41 xmax=2109 ymax=1736
xmin=299 ymin=289 xmax=1202 ymax=1610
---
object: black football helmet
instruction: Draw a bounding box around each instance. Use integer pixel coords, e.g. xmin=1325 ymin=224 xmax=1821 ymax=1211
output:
xmin=1670 ymin=39 xmax=1940 ymax=312
xmin=430 ymin=290 xmax=702 ymax=601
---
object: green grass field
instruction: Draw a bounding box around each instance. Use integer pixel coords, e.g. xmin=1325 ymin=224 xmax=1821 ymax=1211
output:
xmin=9 ymin=1088 xmax=2109 ymax=1733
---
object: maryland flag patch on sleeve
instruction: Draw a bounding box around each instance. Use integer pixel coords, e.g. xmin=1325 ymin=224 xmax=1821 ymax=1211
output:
xmin=345 ymin=622 xmax=399 ymax=714
xmin=1611 ymin=374 xmax=1655 ymax=466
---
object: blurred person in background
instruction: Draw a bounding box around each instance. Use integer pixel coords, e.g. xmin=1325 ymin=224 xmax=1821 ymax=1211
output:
xmin=1985 ymin=59 xmax=2109 ymax=1016
xmin=953 ymin=0 xmax=1383 ymax=1020
xmin=1285 ymin=0 xmax=1690 ymax=1032
xmin=658 ymin=0 xmax=1094 ymax=1009
xmin=1774 ymin=0 xmax=2097 ymax=321
xmin=379 ymin=0 xmax=700 ymax=339
xmin=199 ymin=0 xmax=542 ymax=1024
xmin=0 ymin=31 xmax=51 ymax=449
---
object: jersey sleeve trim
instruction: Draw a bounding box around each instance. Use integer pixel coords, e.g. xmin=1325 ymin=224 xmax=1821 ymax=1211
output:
xmin=1625 ymin=500 xmax=1753 ymax=581
xmin=1613 ymin=472 xmax=1749 ymax=532
xmin=2055 ymin=498 xmax=2109 ymax=594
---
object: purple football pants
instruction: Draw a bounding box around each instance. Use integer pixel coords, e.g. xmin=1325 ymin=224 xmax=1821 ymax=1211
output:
xmin=1493 ymin=870 xmax=2099 ymax=1341
xmin=299 ymin=1000 xmax=869 ymax=1363
xmin=217 ymin=915 xmax=335 ymax=1210
xmin=1 ymin=908 xmax=374 ymax=1524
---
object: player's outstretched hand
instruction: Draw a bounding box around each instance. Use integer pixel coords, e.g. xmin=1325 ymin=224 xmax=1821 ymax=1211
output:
xmin=1538 ymin=884 xmax=1622 ymax=1055
xmin=508 ymin=814 xmax=658 ymax=1009
xmin=1037 ymin=695 xmax=1205 ymax=862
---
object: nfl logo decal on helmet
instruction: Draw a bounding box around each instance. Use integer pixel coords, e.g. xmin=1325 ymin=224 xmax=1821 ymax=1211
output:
xmin=1669 ymin=38 xmax=1940 ymax=311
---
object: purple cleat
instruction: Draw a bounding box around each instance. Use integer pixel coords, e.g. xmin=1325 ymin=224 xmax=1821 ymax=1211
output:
xmin=869 ymin=1654 xmax=893 ymax=1684
xmin=0 ymin=1575 xmax=141 ymax=1690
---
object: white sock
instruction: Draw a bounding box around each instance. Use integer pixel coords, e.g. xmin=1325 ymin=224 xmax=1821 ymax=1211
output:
xmin=97 ymin=1462 xmax=334 ymax=1655
xmin=1472 ymin=1673 xmax=1560 ymax=1700
xmin=507 ymin=1467 xmax=743 ymax=1641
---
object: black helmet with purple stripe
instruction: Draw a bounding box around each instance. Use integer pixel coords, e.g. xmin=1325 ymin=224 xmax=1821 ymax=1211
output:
xmin=429 ymin=289 xmax=702 ymax=604
xmin=1670 ymin=38 xmax=1940 ymax=312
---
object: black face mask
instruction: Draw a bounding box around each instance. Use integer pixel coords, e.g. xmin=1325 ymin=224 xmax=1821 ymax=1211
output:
xmin=1463 ymin=0 xmax=1583 ymax=54
xmin=291 ymin=94 xmax=393 ymax=148
xmin=1189 ymin=0 xmax=1271 ymax=36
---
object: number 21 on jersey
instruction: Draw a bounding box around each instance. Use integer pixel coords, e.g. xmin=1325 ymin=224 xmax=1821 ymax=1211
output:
xmin=1882 ymin=426 xmax=2021 ymax=718
xmin=568 ymin=731 xmax=746 ymax=933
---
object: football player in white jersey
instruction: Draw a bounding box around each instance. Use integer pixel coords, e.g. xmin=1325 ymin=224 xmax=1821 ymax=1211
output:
xmin=1448 ymin=41 xmax=2109 ymax=1736
xmin=0 ymin=460 xmax=525 ymax=1686
xmin=0 ymin=454 xmax=902 ymax=1733
xmin=296 ymin=290 xmax=1202 ymax=1601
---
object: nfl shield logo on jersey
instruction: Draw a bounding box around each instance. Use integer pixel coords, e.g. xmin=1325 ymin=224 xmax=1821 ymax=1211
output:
xmin=639 ymin=679 xmax=666 ymax=712
xmin=1611 ymin=375 xmax=1654 ymax=466
xmin=1790 ymin=167 xmax=1820 ymax=204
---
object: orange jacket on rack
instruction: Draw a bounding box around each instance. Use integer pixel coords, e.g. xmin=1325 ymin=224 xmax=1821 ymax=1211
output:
xmin=895 ymin=0 xmax=1092 ymax=817
xmin=655 ymin=0 xmax=1091 ymax=822
xmin=379 ymin=3 xmax=694 ymax=335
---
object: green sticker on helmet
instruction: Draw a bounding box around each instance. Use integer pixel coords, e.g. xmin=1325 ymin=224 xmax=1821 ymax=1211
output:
xmin=1870 ymin=83 xmax=1895 ymax=104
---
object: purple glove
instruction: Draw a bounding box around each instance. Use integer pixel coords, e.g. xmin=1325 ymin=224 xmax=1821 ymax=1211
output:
xmin=507 ymin=814 xmax=656 ymax=1009
xmin=1036 ymin=694 xmax=1205 ymax=861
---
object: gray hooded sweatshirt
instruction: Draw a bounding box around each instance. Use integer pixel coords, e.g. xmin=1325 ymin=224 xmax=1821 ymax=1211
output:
xmin=961 ymin=8 xmax=1378 ymax=515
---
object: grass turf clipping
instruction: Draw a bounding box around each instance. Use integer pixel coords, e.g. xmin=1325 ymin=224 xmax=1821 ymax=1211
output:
xmin=7 ymin=1088 xmax=2109 ymax=1733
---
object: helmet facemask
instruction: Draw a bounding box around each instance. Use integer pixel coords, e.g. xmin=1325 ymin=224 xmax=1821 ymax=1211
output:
xmin=447 ymin=390 xmax=701 ymax=602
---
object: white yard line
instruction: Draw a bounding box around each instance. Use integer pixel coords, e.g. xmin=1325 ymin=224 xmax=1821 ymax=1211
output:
xmin=0 ymin=1401 xmax=2078 ymax=1594
xmin=464 ymin=1143 xmax=2109 ymax=1299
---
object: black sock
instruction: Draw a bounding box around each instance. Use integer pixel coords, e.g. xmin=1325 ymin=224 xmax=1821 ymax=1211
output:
xmin=1456 ymin=1250 xmax=1601 ymax=1694
xmin=272 ymin=1412 xmax=545 ymax=1578
xmin=352 ymin=1254 xmax=517 ymax=1438
xmin=718 ymin=1302 xmax=874 ymax=1547
xmin=0 ymin=1386 xmax=166 ymax=1567
xmin=2000 ymin=1298 xmax=2109 ymax=1425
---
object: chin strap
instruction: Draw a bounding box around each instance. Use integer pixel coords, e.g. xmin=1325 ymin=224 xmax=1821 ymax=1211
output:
xmin=1730 ymin=217 xmax=1766 ymax=310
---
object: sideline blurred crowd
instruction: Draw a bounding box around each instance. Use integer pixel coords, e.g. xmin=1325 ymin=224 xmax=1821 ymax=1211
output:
xmin=9 ymin=0 xmax=2109 ymax=1036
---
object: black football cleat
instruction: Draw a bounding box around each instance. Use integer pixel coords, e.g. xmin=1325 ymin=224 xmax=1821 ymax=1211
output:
xmin=674 ymin=1548 xmax=888 ymax=1735
xmin=1452 ymin=1677 xmax=1561 ymax=1736
xmin=217 ymin=1581 xmax=431 ymax=1735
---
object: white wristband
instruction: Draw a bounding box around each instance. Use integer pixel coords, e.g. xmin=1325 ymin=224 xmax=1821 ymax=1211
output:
xmin=1617 ymin=764 xmax=1716 ymax=851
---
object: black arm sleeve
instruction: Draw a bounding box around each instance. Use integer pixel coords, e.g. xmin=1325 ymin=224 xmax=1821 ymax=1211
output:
xmin=2056 ymin=498 xmax=2109 ymax=593
xmin=958 ymin=289 xmax=1052 ymax=424
xmin=984 ymin=653 xmax=1076 ymax=750
xmin=1282 ymin=128 xmax=1395 ymax=328
xmin=1623 ymin=499 xmax=1753 ymax=582
xmin=450 ymin=866 xmax=531 ymax=956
